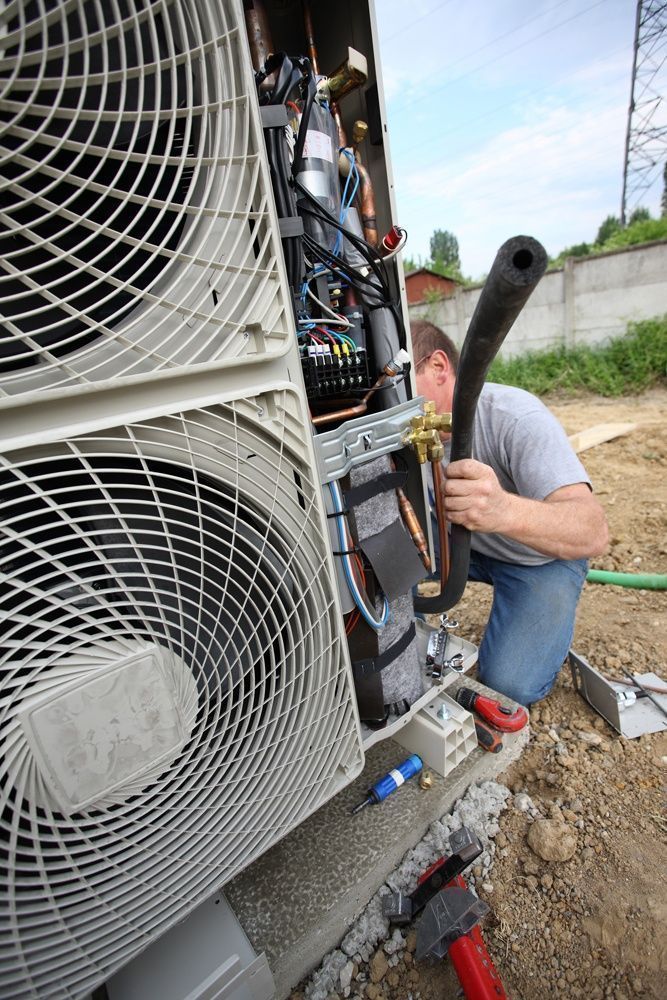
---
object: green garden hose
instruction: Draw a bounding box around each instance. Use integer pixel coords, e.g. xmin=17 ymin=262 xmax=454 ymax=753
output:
xmin=586 ymin=569 xmax=667 ymax=590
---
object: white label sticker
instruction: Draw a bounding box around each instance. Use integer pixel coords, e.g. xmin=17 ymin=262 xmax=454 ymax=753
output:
xmin=388 ymin=769 xmax=405 ymax=787
xmin=303 ymin=129 xmax=334 ymax=163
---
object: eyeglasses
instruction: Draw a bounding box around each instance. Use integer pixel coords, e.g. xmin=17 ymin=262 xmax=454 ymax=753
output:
xmin=413 ymin=352 xmax=434 ymax=370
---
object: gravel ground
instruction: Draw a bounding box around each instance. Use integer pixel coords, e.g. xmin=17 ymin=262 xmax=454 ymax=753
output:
xmin=291 ymin=388 xmax=667 ymax=1000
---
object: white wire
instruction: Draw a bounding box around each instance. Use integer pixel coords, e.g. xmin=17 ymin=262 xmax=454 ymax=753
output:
xmin=328 ymin=481 xmax=389 ymax=631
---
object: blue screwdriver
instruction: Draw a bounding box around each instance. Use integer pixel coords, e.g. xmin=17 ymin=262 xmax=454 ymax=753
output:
xmin=351 ymin=754 xmax=424 ymax=815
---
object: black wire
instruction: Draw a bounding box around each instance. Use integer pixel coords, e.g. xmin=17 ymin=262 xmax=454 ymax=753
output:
xmin=294 ymin=182 xmax=390 ymax=297
xmin=302 ymin=233 xmax=382 ymax=292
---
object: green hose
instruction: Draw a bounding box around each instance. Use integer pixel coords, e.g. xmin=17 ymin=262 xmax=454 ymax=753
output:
xmin=586 ymin=569 xmax=667 ymax=590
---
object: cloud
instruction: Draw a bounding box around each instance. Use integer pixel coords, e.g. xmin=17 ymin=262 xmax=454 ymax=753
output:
xmin=395 ymin=97 xmax=632 ymax=273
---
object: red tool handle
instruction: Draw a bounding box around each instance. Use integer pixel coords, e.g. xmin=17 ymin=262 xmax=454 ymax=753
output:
xmin=448 ymin=874 xmax=506 ymax=999
xmin=457 ymin=688 xmax=528 ymax=732
xmin=449 ymin=929 xmax=507 ymax=999
xmin=474 ymin=719 xmax=503 ymax=753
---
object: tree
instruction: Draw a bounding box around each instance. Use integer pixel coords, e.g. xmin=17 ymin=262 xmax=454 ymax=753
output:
xmin=429 ymin=229 xmax=460 ymax=273
xmin=661 ymin=162 xmax=667 ymax=217
xmin=595 ymin=215 xmax=621 ymax=244
xmin=628 ymin=206 xmax=651 ymax=225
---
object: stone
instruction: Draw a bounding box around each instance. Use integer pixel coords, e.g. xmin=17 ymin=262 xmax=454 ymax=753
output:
xmin=495 ymin=832 xmax=508 ymax=849
xmin=527 ymin=820 xmax=578 ymax=862
xmin=369 ymin=950 xmax=388 ymax=984
xmin=339 ymin=963 xmax=354 ymax=992
xmin=365 ymin=987 xmax=379 ymax=1000
xmin=405 ymin=930 xmax=417 ymax=954
xmin=577 ymin=730 xmax=603 ymax=745
xmin=540 ymin=873 xmax=554 ymax=890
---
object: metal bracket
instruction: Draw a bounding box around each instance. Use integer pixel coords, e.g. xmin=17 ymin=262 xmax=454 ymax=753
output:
xmin=313 ymin=398 xmax=425 ymax=484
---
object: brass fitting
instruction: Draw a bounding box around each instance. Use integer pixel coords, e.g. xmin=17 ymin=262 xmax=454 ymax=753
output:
xmin=352 ymin=120 xmax=369 ymax=146
xmin=419 ymin=771 xmax=433 ymax=790
xmin=403 ymin=403 xmax=451 ymax=463
xmin=325 ymin=47 xmax=368 ymax=103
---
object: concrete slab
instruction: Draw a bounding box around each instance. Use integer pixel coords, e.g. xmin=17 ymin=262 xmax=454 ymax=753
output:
xmin=225 ymin=675 xmax=529 ymax=999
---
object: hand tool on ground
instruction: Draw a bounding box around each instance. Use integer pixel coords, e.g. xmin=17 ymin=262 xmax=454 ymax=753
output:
xmin=456 ymin=687 xmax=528 ymax=732
xmin=417 ymin=878 xmax=506 ymax=999
xmin=350 ymin=754 xmax=423 ymax=815
xmin=383 ymin=826 xmax=483 ymax=925
xmin=383 ymin=826 xmax=506 ymax=999
xmin=620 ymin=666 xmax=667 ymax=721
xmin=472 ymin=718 xmax=503 ymax=753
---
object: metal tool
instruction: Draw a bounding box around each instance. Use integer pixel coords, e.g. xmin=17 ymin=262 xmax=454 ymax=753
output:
xmin=383 ymin=826 xmax=507 ymax=999
xmin=383 ymin=826 xmax=482 ymax=925
xmin=426 ymin=615 xmax=463 ymax=678
xmin=456 ymin=687 xmax=528 ymax=732
xmin=620 ymin=666 xmax=667 ymax=721
xmin=351 ymin=754 xmax=423 ymax=815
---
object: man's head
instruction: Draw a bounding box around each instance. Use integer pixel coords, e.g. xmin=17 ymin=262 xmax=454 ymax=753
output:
xmin=410 ymin=319 xmax=459 ymax=414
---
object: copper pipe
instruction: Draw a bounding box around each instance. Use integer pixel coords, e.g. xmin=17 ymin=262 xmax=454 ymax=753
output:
xmin=244 ymin=0 xmax=276 ymax=90
xmin=354 ymin=158 xmax=379 ymax=247
xmin=302 ymin=1 xmax=320 ymax=74
xmin=432 ymin=460 xmax=450 ymax=588
xmin=311 ymin=374 xmax=387 ymax=427
xmin=397 ymin=488 xmax=431 ymax=572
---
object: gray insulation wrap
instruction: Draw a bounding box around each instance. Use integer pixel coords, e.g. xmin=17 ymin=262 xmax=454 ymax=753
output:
xmin=349 ymin=455 xmax=423 ymax=706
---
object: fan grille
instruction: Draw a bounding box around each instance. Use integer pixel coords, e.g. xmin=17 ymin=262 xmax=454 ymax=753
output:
xmin=0 ymin=0 xmax=290 ymax=397
xmin=0 ymin=394 xmax=362 ymax=997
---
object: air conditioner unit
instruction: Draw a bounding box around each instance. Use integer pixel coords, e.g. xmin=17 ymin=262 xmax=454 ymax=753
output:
xmin=0 ymin=0 xmax=292 ymax=397
xmin=1 ymin=1 xmax=471 ymax=997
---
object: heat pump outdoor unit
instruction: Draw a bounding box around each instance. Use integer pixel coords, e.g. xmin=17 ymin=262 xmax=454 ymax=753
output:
xmin=2 ymin=1 xmax=449 ymax=997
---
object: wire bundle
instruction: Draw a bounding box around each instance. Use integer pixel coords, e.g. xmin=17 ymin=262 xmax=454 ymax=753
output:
xmin=328 ymin=480 xmax=389 ymax=631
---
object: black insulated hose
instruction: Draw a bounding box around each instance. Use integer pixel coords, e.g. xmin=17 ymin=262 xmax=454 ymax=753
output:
xmin=414 ymin=235 xmax=548 ymax=615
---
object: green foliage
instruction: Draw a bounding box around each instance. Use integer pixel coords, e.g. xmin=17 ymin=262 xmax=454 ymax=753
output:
xmin=487 ymin=316 xmax=667 ymax=398
xmin=549 ymin=242 xmax=591 ymax=268
xmin=595 ymin=214 xmax=621 ymax=244
xmin=628 ymin=206 xmax=651 ymax=225
xmin=599 ymin=215 xmax=667 ymax=249
xmin=429 ymin=229 xmax=460 ymax=271
xmin=551 ymin=210 xmax=667 ymax=267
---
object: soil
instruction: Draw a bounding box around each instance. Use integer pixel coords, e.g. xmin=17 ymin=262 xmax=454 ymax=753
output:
xmin=293 ymin=387 xmax=667 ymax=1000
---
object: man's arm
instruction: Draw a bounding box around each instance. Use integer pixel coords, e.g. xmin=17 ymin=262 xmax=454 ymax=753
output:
xmin=443 ymin=459 xmax=609 ymax=560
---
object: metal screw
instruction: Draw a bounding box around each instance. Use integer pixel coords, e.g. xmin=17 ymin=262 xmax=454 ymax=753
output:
xmin=436 ymin=703 xmax=450 ymax=722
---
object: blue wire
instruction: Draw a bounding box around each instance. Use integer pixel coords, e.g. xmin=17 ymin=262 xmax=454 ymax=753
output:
xmin=333 ymin=151 xmax=360 ymax=257
xmin=329 ymin=482 xmax=389 ymax=630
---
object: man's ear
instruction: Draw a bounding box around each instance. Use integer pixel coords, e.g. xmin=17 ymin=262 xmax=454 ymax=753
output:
xmin=430 ymin=349 xmax=451 ymax=382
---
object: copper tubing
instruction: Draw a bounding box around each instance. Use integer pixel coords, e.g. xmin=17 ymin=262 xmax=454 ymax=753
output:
xmin=354 ymin=158 xmax=379 ymax=247
xmin=310 ymin=374 xmax=387 ymax=426
xmin=432 ymin=460 xmax=450 ymax=589
xmin=302 ymin=1 xmax=320 ymax=74
xmin=397 ymin=488 xmax=431 ymax=572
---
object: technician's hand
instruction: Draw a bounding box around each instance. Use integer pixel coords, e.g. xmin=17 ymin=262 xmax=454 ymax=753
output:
xmin=442 ymin=459 xmax=512 ymax=533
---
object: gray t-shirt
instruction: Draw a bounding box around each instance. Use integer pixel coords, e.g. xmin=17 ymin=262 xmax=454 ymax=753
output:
xmin=442 ymin=383 xmax=591 ymax=566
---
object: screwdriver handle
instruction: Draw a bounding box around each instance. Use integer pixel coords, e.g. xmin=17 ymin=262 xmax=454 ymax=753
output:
xmin=474 ymin=719 xmax=503 ymax=753
xmin=370 ymin=754 xmax=423 ymax=803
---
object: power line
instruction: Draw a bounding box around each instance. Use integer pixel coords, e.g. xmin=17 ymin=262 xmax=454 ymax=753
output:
xmin=382 ymin=0 xmax=458 ymax=43
xmin=389 ymin=49 xmax=629 ymax=167
xmin=387 ymin=0 xmax=607 ymax=116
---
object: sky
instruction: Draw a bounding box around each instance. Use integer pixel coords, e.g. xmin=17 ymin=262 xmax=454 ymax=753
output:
xmin=374 ymin=0 xmax=664 ymax=278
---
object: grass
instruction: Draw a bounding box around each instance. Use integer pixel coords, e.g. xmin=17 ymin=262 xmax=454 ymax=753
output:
xmin=487 ymin=316 xmax=667 ymax=398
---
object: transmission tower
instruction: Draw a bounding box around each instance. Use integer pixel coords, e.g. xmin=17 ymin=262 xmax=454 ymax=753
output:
xmin=621 ymin=1 xmax=667 ymax=224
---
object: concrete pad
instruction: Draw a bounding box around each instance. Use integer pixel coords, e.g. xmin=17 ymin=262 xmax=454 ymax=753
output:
xmin=225 ymin=676 xmax=529 ymax=999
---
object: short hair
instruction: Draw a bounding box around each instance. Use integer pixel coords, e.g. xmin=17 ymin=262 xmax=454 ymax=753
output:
xmin=410 ymin=319 xmax=460 ymax=373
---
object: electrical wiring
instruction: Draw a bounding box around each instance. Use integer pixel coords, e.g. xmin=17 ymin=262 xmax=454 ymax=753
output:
xmin=328 ymin=480 xmax=390 ymax=631
xmin=333 ymin=150 xmax=360 ymax=257
xmin=300 ymin=274 xmax=351 ymax=328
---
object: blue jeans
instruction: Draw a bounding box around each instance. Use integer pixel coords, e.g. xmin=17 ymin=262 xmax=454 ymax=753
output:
xmin=467 ymin=550 xmax=588 ymax=706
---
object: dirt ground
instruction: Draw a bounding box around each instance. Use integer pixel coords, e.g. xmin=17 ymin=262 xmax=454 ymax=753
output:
xmin=410 ymin=388 xmax=667 ymax=999
xmin=297 ymin=387 xmax=667 ymax=1000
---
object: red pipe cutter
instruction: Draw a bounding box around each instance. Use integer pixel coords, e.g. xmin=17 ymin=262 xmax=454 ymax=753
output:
xmin=382 ymin=826 xmax=507 ymax=999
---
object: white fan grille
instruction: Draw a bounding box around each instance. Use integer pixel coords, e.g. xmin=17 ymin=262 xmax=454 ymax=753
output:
xmin=0 ymin=392 xmax=362 ymax=997
xmin=0 ymin=0 xmax=290 ymax=398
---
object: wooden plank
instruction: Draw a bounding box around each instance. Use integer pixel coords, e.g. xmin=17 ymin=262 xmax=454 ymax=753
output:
xmin=568 ymin=422 xmax=637 ymax=453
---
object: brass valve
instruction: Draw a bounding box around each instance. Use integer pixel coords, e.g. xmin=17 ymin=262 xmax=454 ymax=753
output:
xmin=403 ymin=402 xmax=451 ymax=463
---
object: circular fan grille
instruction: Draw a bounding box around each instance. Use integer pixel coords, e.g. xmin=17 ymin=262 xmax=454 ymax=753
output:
xmin=0 ymin=401 xmax=362 ymax=998
xmin=0 ymin=0 xmax=289 ymax=397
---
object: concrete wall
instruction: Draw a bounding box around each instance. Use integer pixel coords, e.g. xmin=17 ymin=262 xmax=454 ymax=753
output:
xmin=408 ymin=241 xmax=667 ymax=358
